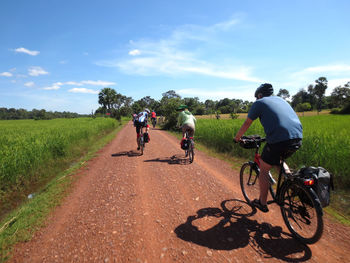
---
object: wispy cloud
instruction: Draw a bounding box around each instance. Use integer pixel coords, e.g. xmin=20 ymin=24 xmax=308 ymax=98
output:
xmin=42 ymin=80 xmax=115 ymax=91
xmin=0 ymin=72 xmax=13 ymax=77
xmin=68 ymin=88 xmax=99 ymax=94
xmin=97 ymin=17 xmax=261 ymax=82
xmin=178 ymin=85 xmax=255 ymax=101
xmin=24 ymin=81 xmax=35 ymax=87
xmin=80 ymin=80 xmax=116 ymax=86
xmin=273 ymin=63 xmax=350 ymax=96
xmin=28 ymin=66 xmax=49 ymax=76
xmin=14 ymin=47 xmax=40 ymax=56
xmin=43 ymin=83 xmax=61 ymax=90
xmin=129 ymin=49 xmax=141 ymax=56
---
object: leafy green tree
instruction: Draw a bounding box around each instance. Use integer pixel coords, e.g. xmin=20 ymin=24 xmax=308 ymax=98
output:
xmin=295 ymin=102 xmax=312 ymax=116
xmin=330 ymin=84 xmax=350 ymax=108
xmin=162 ymin=90 xmax=181 ymax=99
xmin=277 ymin=89 xmax=290 ymax=100
xmin=98 ymin=87 xmax=117 ymax=113
xmin=159 ymin=91 xmax=182 ymax=129
xmin=291 ymin=89 xmax=310 ymax=108
xmin=309 ymin=77 xmax=328 ymax=113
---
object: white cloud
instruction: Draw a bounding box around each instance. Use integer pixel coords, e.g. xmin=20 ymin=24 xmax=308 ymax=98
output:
xmin=282 ymin=63 xmax=350 ymax=95
xmin=80 ymin=80 xmax=116 ymax=86
xmin=328 ymin=78 xmax=350 ymax=89
xmin=96 ymin=17 xmax=261 ymax=82
xmin=178 ymin=85 xmax=255 ymax=101
xmin=14 ymin=47 xmax=40 ymax=56
xmin=43 ymin=84 xmax=61 ymax=90
xmin=68 ymin=88 xmax=99 ymax=94
xmin=28 ymin=66 xmax=49 ymax=76
xmin=301 ymin=64 xmax=350 ymax=74
xmin=24 ymin=81 xmax=35 ymax=87
xmin=0 ymin=72 xmax=13 ymax=77
xmin=42 ymin=80 xmax=115 ymax=91
xmin=63 ymin=81 xmax=83 ymax=86
xmin=129 ymin=49 xmax=141 ymax=56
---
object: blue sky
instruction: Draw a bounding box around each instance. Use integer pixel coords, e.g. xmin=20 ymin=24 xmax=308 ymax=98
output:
xmin=1 ymin=0 xmax=349 ymax=114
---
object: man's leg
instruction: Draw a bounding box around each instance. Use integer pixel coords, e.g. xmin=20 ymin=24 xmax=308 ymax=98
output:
xmin=136 ymin=124 xmax=141 ymax=149
xmin=259 ymin=159 xmax=273 ymax=205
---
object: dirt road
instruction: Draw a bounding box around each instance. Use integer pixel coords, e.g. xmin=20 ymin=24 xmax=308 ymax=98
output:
xmin=11 ymin=122 xmax=350 ymax=262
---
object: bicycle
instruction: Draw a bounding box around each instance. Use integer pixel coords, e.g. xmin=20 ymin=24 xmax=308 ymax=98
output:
xmin=138 ymin=126 xmax=145 ymax=155
xmin=237 ymin=135 xmax=323 ymax=244
xmin=183 ymin=131 xmax=194 ymax=163
xmin=151 ymin=117 xmax=157 ymax=128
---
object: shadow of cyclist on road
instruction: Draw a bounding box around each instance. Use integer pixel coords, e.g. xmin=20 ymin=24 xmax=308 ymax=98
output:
xmin=144 ymin=155 xmax=191 ymax=165
xmin=111 ymin=150 xmax=140 ymax=158
xmin=174 ymin=199 xmax=312 ymax=262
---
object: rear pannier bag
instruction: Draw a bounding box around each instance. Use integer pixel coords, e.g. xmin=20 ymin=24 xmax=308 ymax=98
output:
xmin=181 ymin=139 xmax=190 ymax=150
xmin=297 ymin=166 xmax=334 ymax=207
xmin=143 ymin=132 xmax=150 ymax=143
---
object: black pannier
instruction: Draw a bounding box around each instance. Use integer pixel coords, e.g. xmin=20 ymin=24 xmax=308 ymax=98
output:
xmin=143 ymin=132 xmax=150 ymax=143
xmin=181 ymin=139 xmax=190 ymax=150
xmin=297 ymin=166 xmax=334 ymax=207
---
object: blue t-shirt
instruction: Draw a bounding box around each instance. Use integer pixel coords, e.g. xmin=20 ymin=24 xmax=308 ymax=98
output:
xmin=248 ymin=96 xmax=303 ymax=144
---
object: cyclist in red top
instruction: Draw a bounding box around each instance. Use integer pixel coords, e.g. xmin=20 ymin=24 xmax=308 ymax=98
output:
xmin=151 ymin=110 xmax=157 ymax=128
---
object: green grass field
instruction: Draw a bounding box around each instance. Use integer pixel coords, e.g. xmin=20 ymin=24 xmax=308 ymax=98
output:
xmin=194 ymin=114 xmax=350 ymax=220
xmin=0 ymin=118 xmax=120 ymax=218
xmin=195 ymin=115 xmax=350 ymax=189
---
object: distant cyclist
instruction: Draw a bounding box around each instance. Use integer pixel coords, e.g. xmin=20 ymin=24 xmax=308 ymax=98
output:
xmin=134 ymin=108 xmax=150 ymax=150
xmin=151 ymin=110 xmax=157 ymax=127
xmin=176 ymin=105 xmax=196 ymax=148
xmin=234 ymin=83 xmax=303 ymax=212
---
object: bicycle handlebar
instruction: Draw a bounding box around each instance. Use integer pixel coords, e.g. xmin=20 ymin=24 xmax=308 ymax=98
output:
xmin=236 ymin=135 xmax=266 ymax=149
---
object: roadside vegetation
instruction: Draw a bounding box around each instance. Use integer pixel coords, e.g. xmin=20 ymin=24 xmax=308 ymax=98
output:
xmin=0 ymin=118 xmax=120 ymax=219
xmin=0 ymin=117 xmax=127 ymax=261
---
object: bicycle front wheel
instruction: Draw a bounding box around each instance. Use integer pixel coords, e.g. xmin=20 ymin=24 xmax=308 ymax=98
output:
xmin=140 ymin=137 xmax=144 ymax=155
xmin=280 ymin=182 xmax=323 ymax=244
xmin=240 ymin=162 xmax=260 ymax=204
xmin=188 ymin=142 xmax=194 ymax=163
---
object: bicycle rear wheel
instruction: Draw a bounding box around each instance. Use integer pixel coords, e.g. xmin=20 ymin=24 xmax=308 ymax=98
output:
xmin=240 ymin=162 xmax=260 ymax=204
xmin=280 ymin=182 xmax=323 ymax=244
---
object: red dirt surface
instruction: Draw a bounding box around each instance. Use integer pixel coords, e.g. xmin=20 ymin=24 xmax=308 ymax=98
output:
xmin=10 ymin=122 xmax=350 ymax=262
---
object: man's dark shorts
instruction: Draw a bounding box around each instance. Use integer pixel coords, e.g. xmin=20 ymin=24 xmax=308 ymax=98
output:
xmin=135 ymin=120 xmax=147 ymax=134
xmin=261 ymin=138 xmax=302 ymax=166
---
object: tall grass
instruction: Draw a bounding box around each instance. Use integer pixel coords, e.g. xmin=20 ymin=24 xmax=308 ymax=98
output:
xmin=195 ymin=115 xmax=350 ymax=189
xmin=0 ymin=118 xmax=119 ymax=214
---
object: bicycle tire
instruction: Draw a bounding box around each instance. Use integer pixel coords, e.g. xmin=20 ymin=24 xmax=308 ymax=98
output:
xmin=240 ymin=162 xmax=260 ymax=204
xmin=280 ymin=182 xmax=323 ymax=244
xmin=188 ymin=141 xmax=194 ymax=163
xmin=140 ymin=136 xmax=144 ymax=155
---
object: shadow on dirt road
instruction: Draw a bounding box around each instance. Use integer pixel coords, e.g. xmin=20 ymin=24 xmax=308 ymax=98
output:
xmin=144 ymin=155 xmax=191 ymax=165
xmin=175 ymin=199 xmax=312 ymax=262
xmin=111 ymin=150 xmax=141 ymax=157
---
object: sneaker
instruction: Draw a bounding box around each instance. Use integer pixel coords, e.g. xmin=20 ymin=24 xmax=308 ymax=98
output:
xmin=252 ymin=199 xmax=269 ymax=213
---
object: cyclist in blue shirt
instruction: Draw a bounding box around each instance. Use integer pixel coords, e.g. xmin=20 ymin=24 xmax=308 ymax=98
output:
xmin=234 ymin=83 xmax=303 ymax=212
xmin=134 ymin=108 xmax=150 ymax=150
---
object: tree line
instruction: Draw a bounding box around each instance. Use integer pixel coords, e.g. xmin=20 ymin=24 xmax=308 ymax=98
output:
xmin=96 ymin=77 xmax=350 ymax=127
xmin=0 ymin=108 xmax=87 ymax=120
xmin=2 ymin=76 xmax=349 ymax=121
